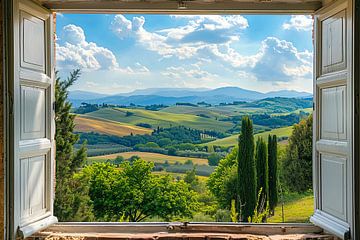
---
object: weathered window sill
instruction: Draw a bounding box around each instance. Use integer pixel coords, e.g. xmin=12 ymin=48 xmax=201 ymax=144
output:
xmin=26 ymin=222 xmax=339 ymax=240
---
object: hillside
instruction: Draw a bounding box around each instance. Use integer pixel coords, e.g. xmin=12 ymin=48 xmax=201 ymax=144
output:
xmin=200 ymin=126 xmax=294 ymax=148
xmin=86 ymin=107 xmax=234 ymax=132
xmin=74 ymin=115 xmax=152 ymax=136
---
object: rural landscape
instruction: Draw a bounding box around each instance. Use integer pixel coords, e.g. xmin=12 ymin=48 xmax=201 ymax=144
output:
xmin=54 ymin=70 xmax=314 ymax=223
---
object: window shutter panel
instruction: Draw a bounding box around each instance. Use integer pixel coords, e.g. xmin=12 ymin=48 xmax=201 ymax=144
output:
xmin=9 ymin=0 xmax=57 ymax=238
xmin=311 ymin=0 xmax=353 ymax=239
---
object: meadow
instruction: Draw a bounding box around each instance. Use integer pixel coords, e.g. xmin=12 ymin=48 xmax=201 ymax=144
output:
xmin=200 ymin=126 xmax=294 ymax=148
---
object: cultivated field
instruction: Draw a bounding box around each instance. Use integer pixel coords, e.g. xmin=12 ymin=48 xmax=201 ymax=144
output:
xmin=86 ymin=107 xmax=233 ymax=132
xmin=74 ymin=115 xmax=152 ymax=136
xmin=88 ymin=151 xmax=209 ymax=165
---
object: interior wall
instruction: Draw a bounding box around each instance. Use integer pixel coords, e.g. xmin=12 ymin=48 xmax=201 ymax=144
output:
xmin=0 ymin=0 xmax=4 ymax=238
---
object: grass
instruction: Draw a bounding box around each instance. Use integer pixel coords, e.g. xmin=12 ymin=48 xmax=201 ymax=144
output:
xmin=86 ymin=107 xmax=233 ymax=132
xmin=153 ymin=171 xmax=209 ymax=182
xmin=200 ymin=126 xmax=294 ymax=148
xmin=74 ymin=115 xmax=152 ymax=136
xmin=88 ymin=151 xmax=209 ymax=165
xmin=268 ymin=192 xmax=314 ymax=223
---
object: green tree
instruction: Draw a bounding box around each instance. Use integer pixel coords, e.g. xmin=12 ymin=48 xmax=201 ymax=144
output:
xmin=184 ymin=167 xmax=199 ymax=188
xmin=237 ymin=116 xmax=256 ymax=222
xmin=268 ymin=135 xmax=278 ymax=213
xmin=208 ymin=148 xmax=238 ymax=209
xmin=282 ymin=115 xmax=313 ymax=192
xmin=82 ymin=159 xmax=198 ymax=221
xmin=208 ymin=153 xmax=222 ymax=166
xmin=54 ymin=69 xmax=94 ymax=221
xmin=255 ymin=137 xmax=268 ymax=206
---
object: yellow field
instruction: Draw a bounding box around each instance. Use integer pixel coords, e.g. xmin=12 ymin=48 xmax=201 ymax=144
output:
xmin=74 ymin=115 xmax=152 ymax=136
xmin=88 ymin=151 xmax=209 ymax=165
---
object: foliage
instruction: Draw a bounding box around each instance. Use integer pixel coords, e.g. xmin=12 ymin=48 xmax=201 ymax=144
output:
xmin=184 ymin=167 xmax=200 ymax=191
xmin=207 ymin=148 xmax=238 ymax=208
xmin=81 ymin=160 xmax=199 ymax=221
xmin=237 ymin=116 xmax=256 ymax=222
xmin=268 ymin=135 xmax=278 ymax=212
xmin=207 ymin=153 xmax=222 ymax=166
xmin=255 ymin=137 xmax=268 ymax=206
xmin=282 ymin=115 xmax=313 ymax=192
xmin=249 ymin=188 xmax=270 ymax=223
xmin=230 ymin=199 xmax=238 ymax=222
xmin=214 ymin=209 xmax=231 ymax=222
xmin=74 ymin=103 xmax=99 ymax=114
xmin=54 ymin=69 xmax=94 ymax=221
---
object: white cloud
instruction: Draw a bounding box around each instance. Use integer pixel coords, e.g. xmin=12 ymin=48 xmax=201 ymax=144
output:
xmin=283 ymin=15 xmax=313 ymax=31
xmin=111 ymin=14 xmax=249 ymax=60
xmin=252 ymin=37 xmax=312 ymax=82
xmin=57 ymin=24 xmax=119 ymax=70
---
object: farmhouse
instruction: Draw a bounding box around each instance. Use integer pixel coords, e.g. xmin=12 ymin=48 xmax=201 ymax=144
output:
xmin=0 ymin=0 xmax=359 ymax=239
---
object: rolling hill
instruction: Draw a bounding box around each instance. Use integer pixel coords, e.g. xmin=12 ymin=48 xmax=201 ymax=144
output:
xmin=200 ymin=126 xmax=294 ymax=148
xmin=86 ymin=107 xmax=234 ymax=132
xmin=74 ymin=115 xmax=152 ymax=136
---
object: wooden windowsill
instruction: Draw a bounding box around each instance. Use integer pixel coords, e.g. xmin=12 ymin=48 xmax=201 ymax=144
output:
xmin=26 ymin=222 xmax=339 ymax=240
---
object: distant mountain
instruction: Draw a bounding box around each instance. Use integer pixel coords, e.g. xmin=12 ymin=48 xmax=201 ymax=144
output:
xmin=69 ymin=87 xmax=312 ymax=107
xmin=122 ymin=88 xmax=210 ymax=97
xmin=69 ymin=90 xmax=109 ymax=101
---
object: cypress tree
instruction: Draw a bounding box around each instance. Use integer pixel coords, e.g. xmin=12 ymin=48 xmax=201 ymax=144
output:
xmin=255 ymin=137 xmax=268 ymax=205
xmin=268 ymin=135 xmax=278 ymax=213
xmin=54 ymin=69 xmax=94 ymax=221
xmin=237 ymin=116 xmax=256 ymax=222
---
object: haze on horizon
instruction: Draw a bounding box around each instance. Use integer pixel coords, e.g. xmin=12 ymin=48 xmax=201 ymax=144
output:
xmin=56 ymin=14 xmax=314 ymax=95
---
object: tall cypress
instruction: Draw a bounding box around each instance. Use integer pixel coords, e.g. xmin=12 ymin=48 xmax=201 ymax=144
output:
xmin=54 ymin=69 xmax=94 ymax=221
xmin=268 ymin=135 xmax=278 ymax=213
xmin=237 ymin=116 xmax=256 ymax=222
xmin=255 ymin=137 xmax=268 ymax=205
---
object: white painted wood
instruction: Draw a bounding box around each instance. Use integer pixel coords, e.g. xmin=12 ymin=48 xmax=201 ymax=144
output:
xmin=20 ymin=11 xmax=46 ymax=72
xmin=321 ymin=154 xmax=347 ymax=220
xmin=8 ymin=0 xmax=57 ymax=239
xmin=320 ymin=86 xmax=346 ymax=140
xmin=20 ymin=86 xmax=46 ymax=140
xmin=311 ymin=0 xmax=353 ymax=239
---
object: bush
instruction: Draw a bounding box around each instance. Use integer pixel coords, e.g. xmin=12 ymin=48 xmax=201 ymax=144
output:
xmin=282 ymin=115 xmax=313 ymax=193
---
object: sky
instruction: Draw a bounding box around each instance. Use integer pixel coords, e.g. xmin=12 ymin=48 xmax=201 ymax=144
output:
xmin=56 ymin=14 xmax=314 ymax=95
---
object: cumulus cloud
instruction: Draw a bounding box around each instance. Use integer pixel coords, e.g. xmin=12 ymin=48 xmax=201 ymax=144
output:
xmin=56 ymin=24 xmax=119 ymax=70
xmin=283 ymin=15 xmax=313 ymax=31
xmin=110 ymin=14 xmax=249 ymax=59
xmin=252 ymin=37 xmax=312 ymax=82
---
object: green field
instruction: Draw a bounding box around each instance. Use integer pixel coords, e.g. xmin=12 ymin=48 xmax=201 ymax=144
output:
xmin=200 ymin=126 xmax=294 ymax=148
xmin=88 ymin=151 xmax=208 ymax=165
xmin=86 ymin=107 xmax=233 ymax=132
xmin=268 ymin=192 xmax=314 ymax=223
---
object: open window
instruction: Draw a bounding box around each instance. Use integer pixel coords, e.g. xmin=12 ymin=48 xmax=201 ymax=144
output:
xmin=5 ymin=0 xmax=358 ymax=239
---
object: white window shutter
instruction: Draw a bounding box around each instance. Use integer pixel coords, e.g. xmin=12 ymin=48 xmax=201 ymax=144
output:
xmin=311 ymin=0 xmax=353 ymax=239
xmin=9 ymin=0 xmax=57 ymax=238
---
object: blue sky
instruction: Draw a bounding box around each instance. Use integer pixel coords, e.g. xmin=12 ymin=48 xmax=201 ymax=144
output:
xmin=56 ymin=14 xmax=314 ymax=94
